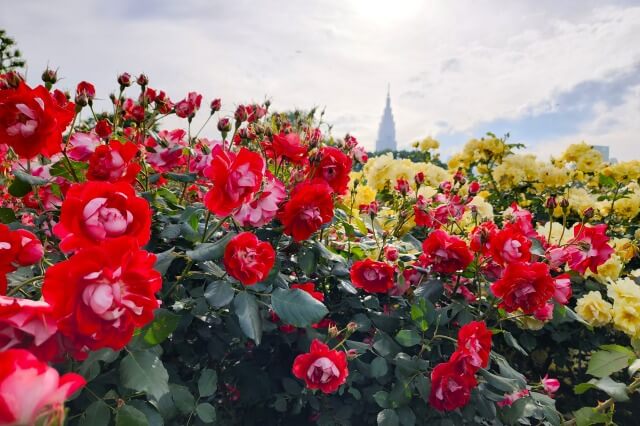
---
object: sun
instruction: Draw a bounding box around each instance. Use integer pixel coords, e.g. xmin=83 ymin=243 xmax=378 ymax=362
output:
xmin=350 ymin=0 xmax=424 ymax=23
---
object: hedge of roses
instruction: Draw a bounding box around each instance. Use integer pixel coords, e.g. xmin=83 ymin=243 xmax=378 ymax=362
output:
xmin=1 ymin=51 xmax=640 ymax=426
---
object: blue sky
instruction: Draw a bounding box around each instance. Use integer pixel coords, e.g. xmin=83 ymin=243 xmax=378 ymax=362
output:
xmin=2 ymin=0 xmax=639 ymax=159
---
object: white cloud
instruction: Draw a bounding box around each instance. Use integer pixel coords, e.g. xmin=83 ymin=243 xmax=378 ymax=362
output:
xmin=1 ymin=0 xmax=639 ymax=155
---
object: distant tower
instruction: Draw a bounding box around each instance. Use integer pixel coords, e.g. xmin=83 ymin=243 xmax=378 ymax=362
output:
xmin=375 ymin=85 xmax=397 ymax=152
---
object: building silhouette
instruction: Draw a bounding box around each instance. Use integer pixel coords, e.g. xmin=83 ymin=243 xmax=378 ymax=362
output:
xmin=375 ymin=86 xmax=397 ymax=152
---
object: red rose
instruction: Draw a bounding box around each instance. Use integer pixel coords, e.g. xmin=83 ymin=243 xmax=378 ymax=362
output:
xmin=87 ymin=140 xmax=141 ymax=184
xmin=490 ymin=262 xmax=555 ymax=314
xmin=429 ymin=357 xmax=477 ymax=412
xmin=489 ymin=225 xmax=532 ymax=265
xmin=350 ymin=259 xmax=395 ymax=294
xmin=421 ymin=230 xmax=473 ymax=274
xmin=278 ymin=182 xmax=334 ymax=242
xmin=0 ymin=295 xmax=59 ymax=361
xmin=13 ymin=229 xmax=44 ymax=266
xmin=0 ymin=349 xmax=85 ymax=425
xmin=552 ymin=274 xmax=572 ymax=305
xmin=0 ymin=83 xmax=74 ymax=158
xmin=266 ymin=132 xmax=307 ymax=165
xmin=174 ymin=92 xmax=202 ymax=118
xmin=0 ymin=224 xmax=20 ymax=266
xmin=310 ymin=146 xmax=352 ymax=195
xmin=565 ymin=224 xmax=614 ymax=274
xmin=292 ymin=339 xmax=348 ymax=394
xmin=223 ymin=232 xmax=275 ymax=285
xmin=414 ymin=195 xmax=436 ymax=228
xmin=42 ymin=238 xmax=161 ymax=354
xmin=456 ymin=321 xmax=492 ymax=369
xmin=53 ymin=181 xmax=151 ymax=252
xmin=291 ymin=282 xmax=325 ymax=302
xmin=469 ymin=221 xmax=498 ymax=256
xmin=94 ymin=119 xmax=113 ymax=139
xmin=204 ymin=146 xmax=264 ymax=217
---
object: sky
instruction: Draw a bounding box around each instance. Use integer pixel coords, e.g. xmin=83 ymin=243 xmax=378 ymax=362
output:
xmin=2 ymin=0 xmax=640 ymax=160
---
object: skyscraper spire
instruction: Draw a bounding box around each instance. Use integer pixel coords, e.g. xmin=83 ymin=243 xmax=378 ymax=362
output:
xmin=376 ymin=85 xmax=397 ymax=152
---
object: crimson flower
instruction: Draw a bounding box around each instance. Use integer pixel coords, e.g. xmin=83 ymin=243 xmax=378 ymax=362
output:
xmin=292 ymin=339 xmax=348 ymax=394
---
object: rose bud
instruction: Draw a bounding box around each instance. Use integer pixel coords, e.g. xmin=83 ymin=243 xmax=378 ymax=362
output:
xmin=453 ymin=170 xmax=465 ymax=183
xmin=439 ymin=181 xmax=452 ymax=192
xmin=415 ymin=171 xmax=425 ymax=186
xmin=583 ymin=207 xmax=594 ymax=219
xmin=136 ymin=73 xmax=149 ymax=87
xmin=384 ymin=246 xmax=399 ymax=262
xmin=395 ymin=178 xmax=410 ymax=195
xmin=217 ymin=117 xmax=232 ymax=133
xmin=541 ymin=375 xmax=560 ymax=395
xmin=117 ymin=72 xmax=132 ymax=88
xmin=234 ymin=105 xmax=248 ymax=123
xmin=41 ymin=67 xmax=58 ymax=86
xmin=13 ymin=229 xmax=44 ymax=266
xmin=545 ymin=196 xmax=557 ymax=209
xmin=94 ymin=119 xmax=113 ymax=139
xmin=3 ymin=71 xmax=24 ymax=88
xmin=74 ymin=93 xmax=88 ymax=109
xmin=76 ymin=81 xmax=96 ymax=103
xmin=468 ymin=181 xmax=481 ymax=195
xmin=210 ymin=98 xmax=222 ymax=113
xmin=559 ymin=198 xmax=569 ymax=209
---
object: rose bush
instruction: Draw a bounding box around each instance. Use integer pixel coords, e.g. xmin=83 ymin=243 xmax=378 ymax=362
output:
xmin=0 ymin=37 xmax=640 ymax=425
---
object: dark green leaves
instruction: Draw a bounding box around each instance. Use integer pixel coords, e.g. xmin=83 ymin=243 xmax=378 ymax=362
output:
xmin=120 ymin=349 xmax=169 ymax=400
xmin=271 ymin=288 xmax=328 ymax=327
xmin=395 ymin=330 xmax=421 ymax=347
xmin=587 ymin=349 xmax=633 ymax=378
xmin=204 ymin=280 xmax=235 ymax=308
xmin=0 ymin=208 xmax=16 ymax=224
xmin=116 ymin=405 xmax=147 ymax=426
xmin=234 ymin=291 xmax=262 ymax=344
xmin=186 ymin=232 xmax=235 ymax=262
xmin=198 ymin=368 xmax=218 ymax=397
xmin=143 ymin=309 xmax=180 ymax=346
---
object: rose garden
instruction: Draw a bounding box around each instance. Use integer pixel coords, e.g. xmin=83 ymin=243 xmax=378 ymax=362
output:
xmin=0 ymin=30 xmax=640 ymax=425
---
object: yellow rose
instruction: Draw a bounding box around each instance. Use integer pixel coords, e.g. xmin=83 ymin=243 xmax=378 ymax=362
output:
xmin=537 ymin=222 xmax=570 ymax=245
xmin=575 ymin=291 xmax=613 ymax=326
xmin=586 ymin=255 xmax=623 ymax=283
xmin=612 ymin=300 xmax=640 ymax=338
xmin=612 ymin=238 xmax=637 ymax=263
xmin=607 ymin=277 xmax=640 ymax=303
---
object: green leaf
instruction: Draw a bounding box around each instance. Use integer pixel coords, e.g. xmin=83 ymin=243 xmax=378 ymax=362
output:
xmin=153 ymin=248 xmax=177 ymax=275
xmin=573 ymin=407 xmax=609 ymax=426
xmin=234 ymin=291 xmax=262 ymax=344
xmin=371 ymin=357 xmax=388 ymax=378
xmin=377 ymin=409 xmax=400 ymax=426
xmin=396 ymin=406 xmax=416 ymax=426
xmin=593 ymin=376 xmax=629 ymax=402
xmin=599 ymin=344 xmax=636 ymax=359
xmin=274 ymin=397 xmax=287 ymax=413
xmin=186 ymin=232 xmax=235 ymax=262
xmin=0 ymin=208 xmax=17 ymax=224
xmin=503 ymin=331 xmax=528 ymax=356
xmin=587 ymin=350 xmax=632 ymax=378
xmin=598 ymin=173 xmax=617 ymax=188
xmin=165 ymin=172 xmax=197 ymax=182
xmin=395 ymin=330 xmax=421 ymax=347
xmin=49 ymin=159 xmax=88 ymax=181
xmin=413 ymin=374 xmax=430 ymax=401
xmin=373 ymin=390 xmax=390 ymax=408
xmin=8 ymin=178 xmax=31 ymax=197
xmin=204 ymin=280 xmax=235 ymax=308
xmin=116 ymin=405 xmax=147 ymax=426
xmin=14 ymin=169 xmax=48 ymax=185
xmin=478 ymin=368 xmax=520 ymax=393
xmin=574 ymin=382 xmax=597 ymax=395
xmin=143 ymin=309 xmax=180 ymax=346
xmin=298 ymin=246 xmax=318 ymax=276
xmin=198 ymin=368 xmax=218 ymax=397
xmin=271 ymin=288 xmax=328 ymax=327
xmin=80 ymin=401 xmax=111 ymax=426
xmin=120 ymin=350 xmax=169 ymax=401
xmin=196 ymin=402 xmax=217 ymax=423
xmin=170 ymin=384 xmax=195 ymax=414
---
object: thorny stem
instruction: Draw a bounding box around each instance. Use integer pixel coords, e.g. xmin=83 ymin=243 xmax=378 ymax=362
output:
xmin=563 ymin=376 xmax=640 ymax=425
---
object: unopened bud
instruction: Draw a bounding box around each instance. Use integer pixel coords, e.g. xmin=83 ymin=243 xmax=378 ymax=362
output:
xmin=136 ymin=73 xmax=149 ymax=87
xmin=583 ymin=207 xmax=594 ymax=219
xmin=327 ymin=325 xmax=339 ymax=338
xmin=217 ymin=117 xmax=232 ymax=133
xmin=117 ymin=72 xmax=132 ymax=88
xmin=468 ymin=181 xmax=481 ymax=195
xmin=414 ymin=171 xmax=425 ymax=186
xmin=559 ymin=198 xmax=569 ymax=209
xmin=545 ymin=196 xmax=557 ymax=210
xmin=210 ymin=98 xmax=221 ymax=113
xmin=346 ymin=322 xmax=358 ymax=333
xmin=346 ymin=349 xmax=359 ymax=360
xmin=234 ymin=105 xmax=248 ymax=123
xmin=41 ymin=67 xmax=58 ymax=85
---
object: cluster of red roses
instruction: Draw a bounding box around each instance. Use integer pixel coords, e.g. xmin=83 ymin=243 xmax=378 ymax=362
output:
xmin=429 ymin=321 xmax=492 ymax=412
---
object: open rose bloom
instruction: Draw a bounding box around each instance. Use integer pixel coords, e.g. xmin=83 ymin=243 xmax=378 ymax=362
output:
xmin=0 ymin=52 xmax=635 ymax=425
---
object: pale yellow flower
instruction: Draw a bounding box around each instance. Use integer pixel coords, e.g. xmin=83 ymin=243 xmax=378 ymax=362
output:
xmin=575 ymin=291 xmax=613 ymax=326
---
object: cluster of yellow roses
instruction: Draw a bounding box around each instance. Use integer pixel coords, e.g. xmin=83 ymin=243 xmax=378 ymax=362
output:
xmin=345 ymin=136 xmax=640 ymax=339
